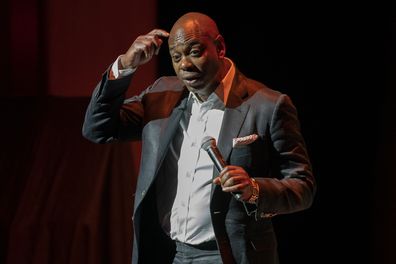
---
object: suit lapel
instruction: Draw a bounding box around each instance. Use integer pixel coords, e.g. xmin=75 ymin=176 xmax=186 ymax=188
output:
xmin=217 ymin=106 xmax=250 ymax=164
xmin=134 ymin=87 xmax=189 ymax=216
xmin=212 ymin=71 xmax=250 ymax=196
xmin=217 ymin=70 xmax=250 ymax=166
xmin=155 ymin=90 xmax=189 ymax=171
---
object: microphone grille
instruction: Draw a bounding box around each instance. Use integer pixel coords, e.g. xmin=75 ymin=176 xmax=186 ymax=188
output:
xmin=201 ymin=136 xmax=216 ymax=151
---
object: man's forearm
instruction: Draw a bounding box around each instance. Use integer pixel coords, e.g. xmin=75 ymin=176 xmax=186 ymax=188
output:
xmin=82 ymin=68 xmax=133 ymax=143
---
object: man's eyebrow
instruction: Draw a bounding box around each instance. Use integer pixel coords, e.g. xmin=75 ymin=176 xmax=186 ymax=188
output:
xmin=188 ymin=41 xmax=203 ymax=48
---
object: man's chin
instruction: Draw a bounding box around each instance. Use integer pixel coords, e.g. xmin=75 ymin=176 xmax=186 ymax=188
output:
xmin=185 ymin=85 xmax=209 ymax=96
xmin=183 ymin=81 xmax=204 ymax=92
xmin=183 ymin=78 xmax=202 ymax=87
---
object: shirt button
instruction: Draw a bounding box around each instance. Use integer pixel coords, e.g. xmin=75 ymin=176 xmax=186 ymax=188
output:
xmin=141 ymin=190 xmax=146 ymax=196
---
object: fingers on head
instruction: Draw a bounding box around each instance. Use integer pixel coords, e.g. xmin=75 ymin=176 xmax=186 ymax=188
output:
xmin=148 ymin=29 xmax=170 ymax=38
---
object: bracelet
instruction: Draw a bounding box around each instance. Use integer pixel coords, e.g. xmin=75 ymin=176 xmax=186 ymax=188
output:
xmin=247 ymin=178 xmax=259 ymax=204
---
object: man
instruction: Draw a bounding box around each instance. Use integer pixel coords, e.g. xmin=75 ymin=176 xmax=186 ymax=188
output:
xmin=83 ymin=12 xmax=315 ymax=264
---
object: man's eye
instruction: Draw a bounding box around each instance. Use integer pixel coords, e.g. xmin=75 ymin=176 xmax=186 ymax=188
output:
xmin=190 ymin=50 xmax=201 ymax=56
xmin=172 ymin=55 xmax=181 ymax=62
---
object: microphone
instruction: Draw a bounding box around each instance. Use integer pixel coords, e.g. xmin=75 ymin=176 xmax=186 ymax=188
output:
xmin=201 ymin=136 xmax=242 ymax=200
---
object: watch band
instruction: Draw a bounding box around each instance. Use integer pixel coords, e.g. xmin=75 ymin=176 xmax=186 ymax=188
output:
xmin=247 ymin=178 xmax=259 ymax=204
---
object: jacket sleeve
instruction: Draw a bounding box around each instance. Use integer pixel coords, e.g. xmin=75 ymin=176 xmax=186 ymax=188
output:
xmin=255 ymin=94 xmax=316 ymax=218
xmin=82 ymin=68 xmax=148 ymax=143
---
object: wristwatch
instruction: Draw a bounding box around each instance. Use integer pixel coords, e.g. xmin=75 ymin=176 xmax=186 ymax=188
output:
xmin=247 ymin=178 xmax=259 ymax=204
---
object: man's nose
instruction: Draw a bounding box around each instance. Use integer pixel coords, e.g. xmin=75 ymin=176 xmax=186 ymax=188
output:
xmin=180 ymin=57 xmax=193 ymax=70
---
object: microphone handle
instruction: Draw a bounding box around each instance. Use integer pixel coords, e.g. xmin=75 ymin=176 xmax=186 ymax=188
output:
xmin=206 ymin=147 xmax=226 ymax=172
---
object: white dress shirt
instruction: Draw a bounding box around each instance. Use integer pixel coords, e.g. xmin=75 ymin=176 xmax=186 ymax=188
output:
xmin=169 ymin=60 xmax=235 ymax=244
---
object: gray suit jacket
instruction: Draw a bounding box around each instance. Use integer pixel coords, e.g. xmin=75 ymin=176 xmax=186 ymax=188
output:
xmin=82 ymin=68 xmax=315 ymax=264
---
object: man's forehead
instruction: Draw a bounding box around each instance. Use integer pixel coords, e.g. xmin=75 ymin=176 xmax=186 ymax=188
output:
xmin=170 ymin=26 xmax=199 ymax=41
xmin=168 ymin=27 xmax=212 ymax=48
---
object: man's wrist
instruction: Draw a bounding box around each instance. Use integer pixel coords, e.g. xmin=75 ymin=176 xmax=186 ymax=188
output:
xmin=118 ymin=54 xmax=128 ymax=69
xmin=119 ymin=54 xmax=137 ymax=70
xmin=247 ymin=178 xmax=259 ymax=204
xmin=111 ymin=55 xmax=136 ymax=79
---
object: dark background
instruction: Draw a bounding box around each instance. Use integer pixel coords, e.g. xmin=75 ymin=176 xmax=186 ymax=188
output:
xmin=1 ymin=0 xmax=394 ymax=263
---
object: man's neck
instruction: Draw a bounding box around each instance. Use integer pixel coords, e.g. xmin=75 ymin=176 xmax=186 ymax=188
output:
xmin=195 ymin=59 xmax=231 ymax=102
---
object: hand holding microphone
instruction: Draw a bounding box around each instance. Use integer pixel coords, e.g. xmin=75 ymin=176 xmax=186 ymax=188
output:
xmin=201 ymin=136 xmax=254 ymax=202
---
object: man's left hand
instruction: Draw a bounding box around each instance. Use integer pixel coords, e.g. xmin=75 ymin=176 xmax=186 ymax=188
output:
xmin=213 ymin=165 xmax=253 ymax=201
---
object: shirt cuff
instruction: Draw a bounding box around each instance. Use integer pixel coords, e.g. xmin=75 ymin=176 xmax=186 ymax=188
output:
xmin=111 ymin=55 xmax=136 ymax=79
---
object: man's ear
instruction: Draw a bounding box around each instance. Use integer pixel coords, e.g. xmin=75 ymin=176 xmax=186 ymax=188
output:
xmin=214 ymin=35 xmax=226 ymax=58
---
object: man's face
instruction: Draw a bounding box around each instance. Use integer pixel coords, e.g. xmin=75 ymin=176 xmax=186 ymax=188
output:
xmin=168 ymin=26 xmax=223 ymax=95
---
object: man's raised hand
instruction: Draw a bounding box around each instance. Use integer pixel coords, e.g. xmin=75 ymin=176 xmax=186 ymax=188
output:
xmin=120 ymin=29 xmax=169 ymax=69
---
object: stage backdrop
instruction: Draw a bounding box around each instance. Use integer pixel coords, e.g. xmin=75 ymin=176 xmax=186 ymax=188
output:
xmin=1 ymin=0 xmax=156 ymax=263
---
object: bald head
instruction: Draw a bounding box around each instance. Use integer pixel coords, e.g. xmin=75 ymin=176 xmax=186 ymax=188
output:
xmin=167 ymin=12 xmax=228 ymax=99
xmin=168 ymin=12 xmax=220 ymax=46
